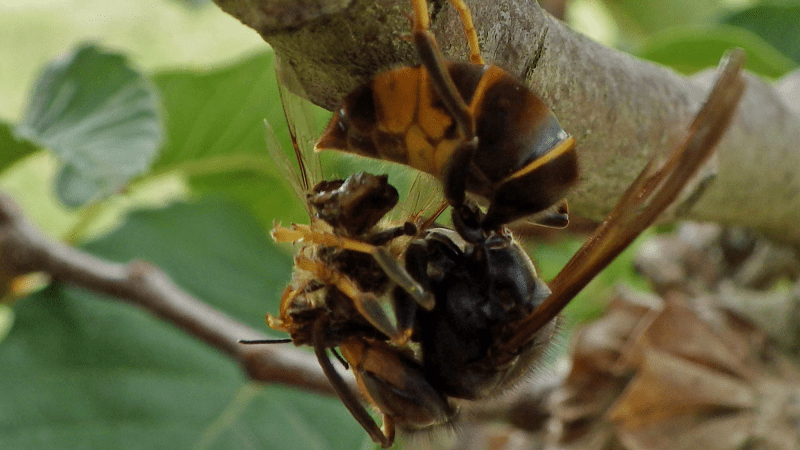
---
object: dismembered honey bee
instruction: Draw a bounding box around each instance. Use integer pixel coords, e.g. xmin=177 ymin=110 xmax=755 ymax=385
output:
xmin=245 ymin=0 xmax=747 ymax=447
xmin=242 ymin=61 xmax=458 ymax=446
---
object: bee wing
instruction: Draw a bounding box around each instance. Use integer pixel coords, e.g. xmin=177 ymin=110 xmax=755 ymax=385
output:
xmin=397 ymin=172 xmax=448 ymax=232
xmin=276 ymin=56 xmax=324 ymax=191
xmin=264 ymin=118 xmax=308 ymax=210
xmin=504 ymin=49 xmax=747 ymax=352
xmin=265 ymin=55 xmax=325 ymax=217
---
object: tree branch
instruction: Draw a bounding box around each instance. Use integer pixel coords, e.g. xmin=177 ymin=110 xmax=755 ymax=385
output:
xmin=4 ymin=183 xmax=794 ymax=446
xmin=213 ymin=0 xmax=800 ymax=242
xmin=0 ymin=192 xmax=343 ymax=398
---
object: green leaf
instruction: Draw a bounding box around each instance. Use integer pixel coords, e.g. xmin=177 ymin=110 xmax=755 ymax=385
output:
xmin=152 ymin=51 xmax=331 ymax=225
xmin=188 ymin=171 xmax=308 ymax=227
xmin=530 ymin=230 xmax=651 ymax=325
xmin=152 ymin=52 xmax=282 ymax=172
xmin=0 ymin=121 xmax=38 ymax=174
xmin=724 ymin=3 xmax=800 ymax=65
xmin=601 ymin=0 xmax=723 ymax=38
xmin=83 ymin=199 xmax=289 ymax=328
xmin=638 ymin=24 xmax=797 ymax=78
xmin=169 ymin=0 xmax=211 ymax=9
xmin=0 ymin=304 xmax=13 ymax=343
xmin=16 ymin=44 xmax=163 ymax=207
xmin=0 ymin=198 xmax=364 ymax=449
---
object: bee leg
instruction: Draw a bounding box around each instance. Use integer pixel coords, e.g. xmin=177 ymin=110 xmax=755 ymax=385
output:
xmin=441 ymin=137 xmax=477 ymax=211
xmin=404 ymin=239 xmax=433 ymax=292
xmin=340 ymin=337 xmax=455 ymax=436
xmin=373 ymin=248 xmax=435 ymax=312
xmin=529 ymin=199 xmax=570 ymax=229
xmin=412 ymin=0 xmax=488 ymax=231
xmin=312 ymin=324 xmax=393 ymax=448
xmin=275 ymin=223 xmax=434 ymax=312
xmin=382 ymin=416 xmax=396 ymax=447
xmin=451 ymin=200 xmax=485 ymax=243
xmin=388 ymin=238 xmax=439 ymax=335
xmin=411 ymin=0 xmax=474 ymax=142
xmin=368 ymin=222 xmax=437 ymax=314
xmin=391 ymin=286 xmax=417 ymax=339
xmin=445 ymin=0 xmax=484 ymax=64
xmin=294 ymin=254 xmax=405 ymax=342
xmin=439 ymin=137 xmax=486 ymax=238
xmin=411 ymin=0 xmax=484 ymax=65
xmin=403 ymin=232 xmax=472 ymax=299
xmin=367 ymin=221 xmax=417 ymax=246
xmin=265 ymin=284 xmax=308 ymax=332
xmin=272 ymin=224 xmax=376 ymax=254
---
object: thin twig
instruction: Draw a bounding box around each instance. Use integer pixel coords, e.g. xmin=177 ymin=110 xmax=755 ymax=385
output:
xmin=0 ymin=192 xmax=345 ymax=397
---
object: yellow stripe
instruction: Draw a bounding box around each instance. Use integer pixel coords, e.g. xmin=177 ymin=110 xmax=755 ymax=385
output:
xmin=503 ymin=136 xmax=576 ymax=183
xmin=468 ymin=66 xmax=505 ymax=116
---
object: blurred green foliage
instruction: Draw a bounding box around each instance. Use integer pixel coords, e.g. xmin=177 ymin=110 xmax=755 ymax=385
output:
xmin=0 ymin=0 xmax=796 ymax=448
xmin=18 ymin=45 xmax=163 ymax=207
xmin=723 ymin=3 xmax=800 ymax=64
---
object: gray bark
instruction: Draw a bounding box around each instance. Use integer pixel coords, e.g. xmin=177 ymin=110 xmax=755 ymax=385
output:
xmin=214 ymin=0 xmax=800 ymax=242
